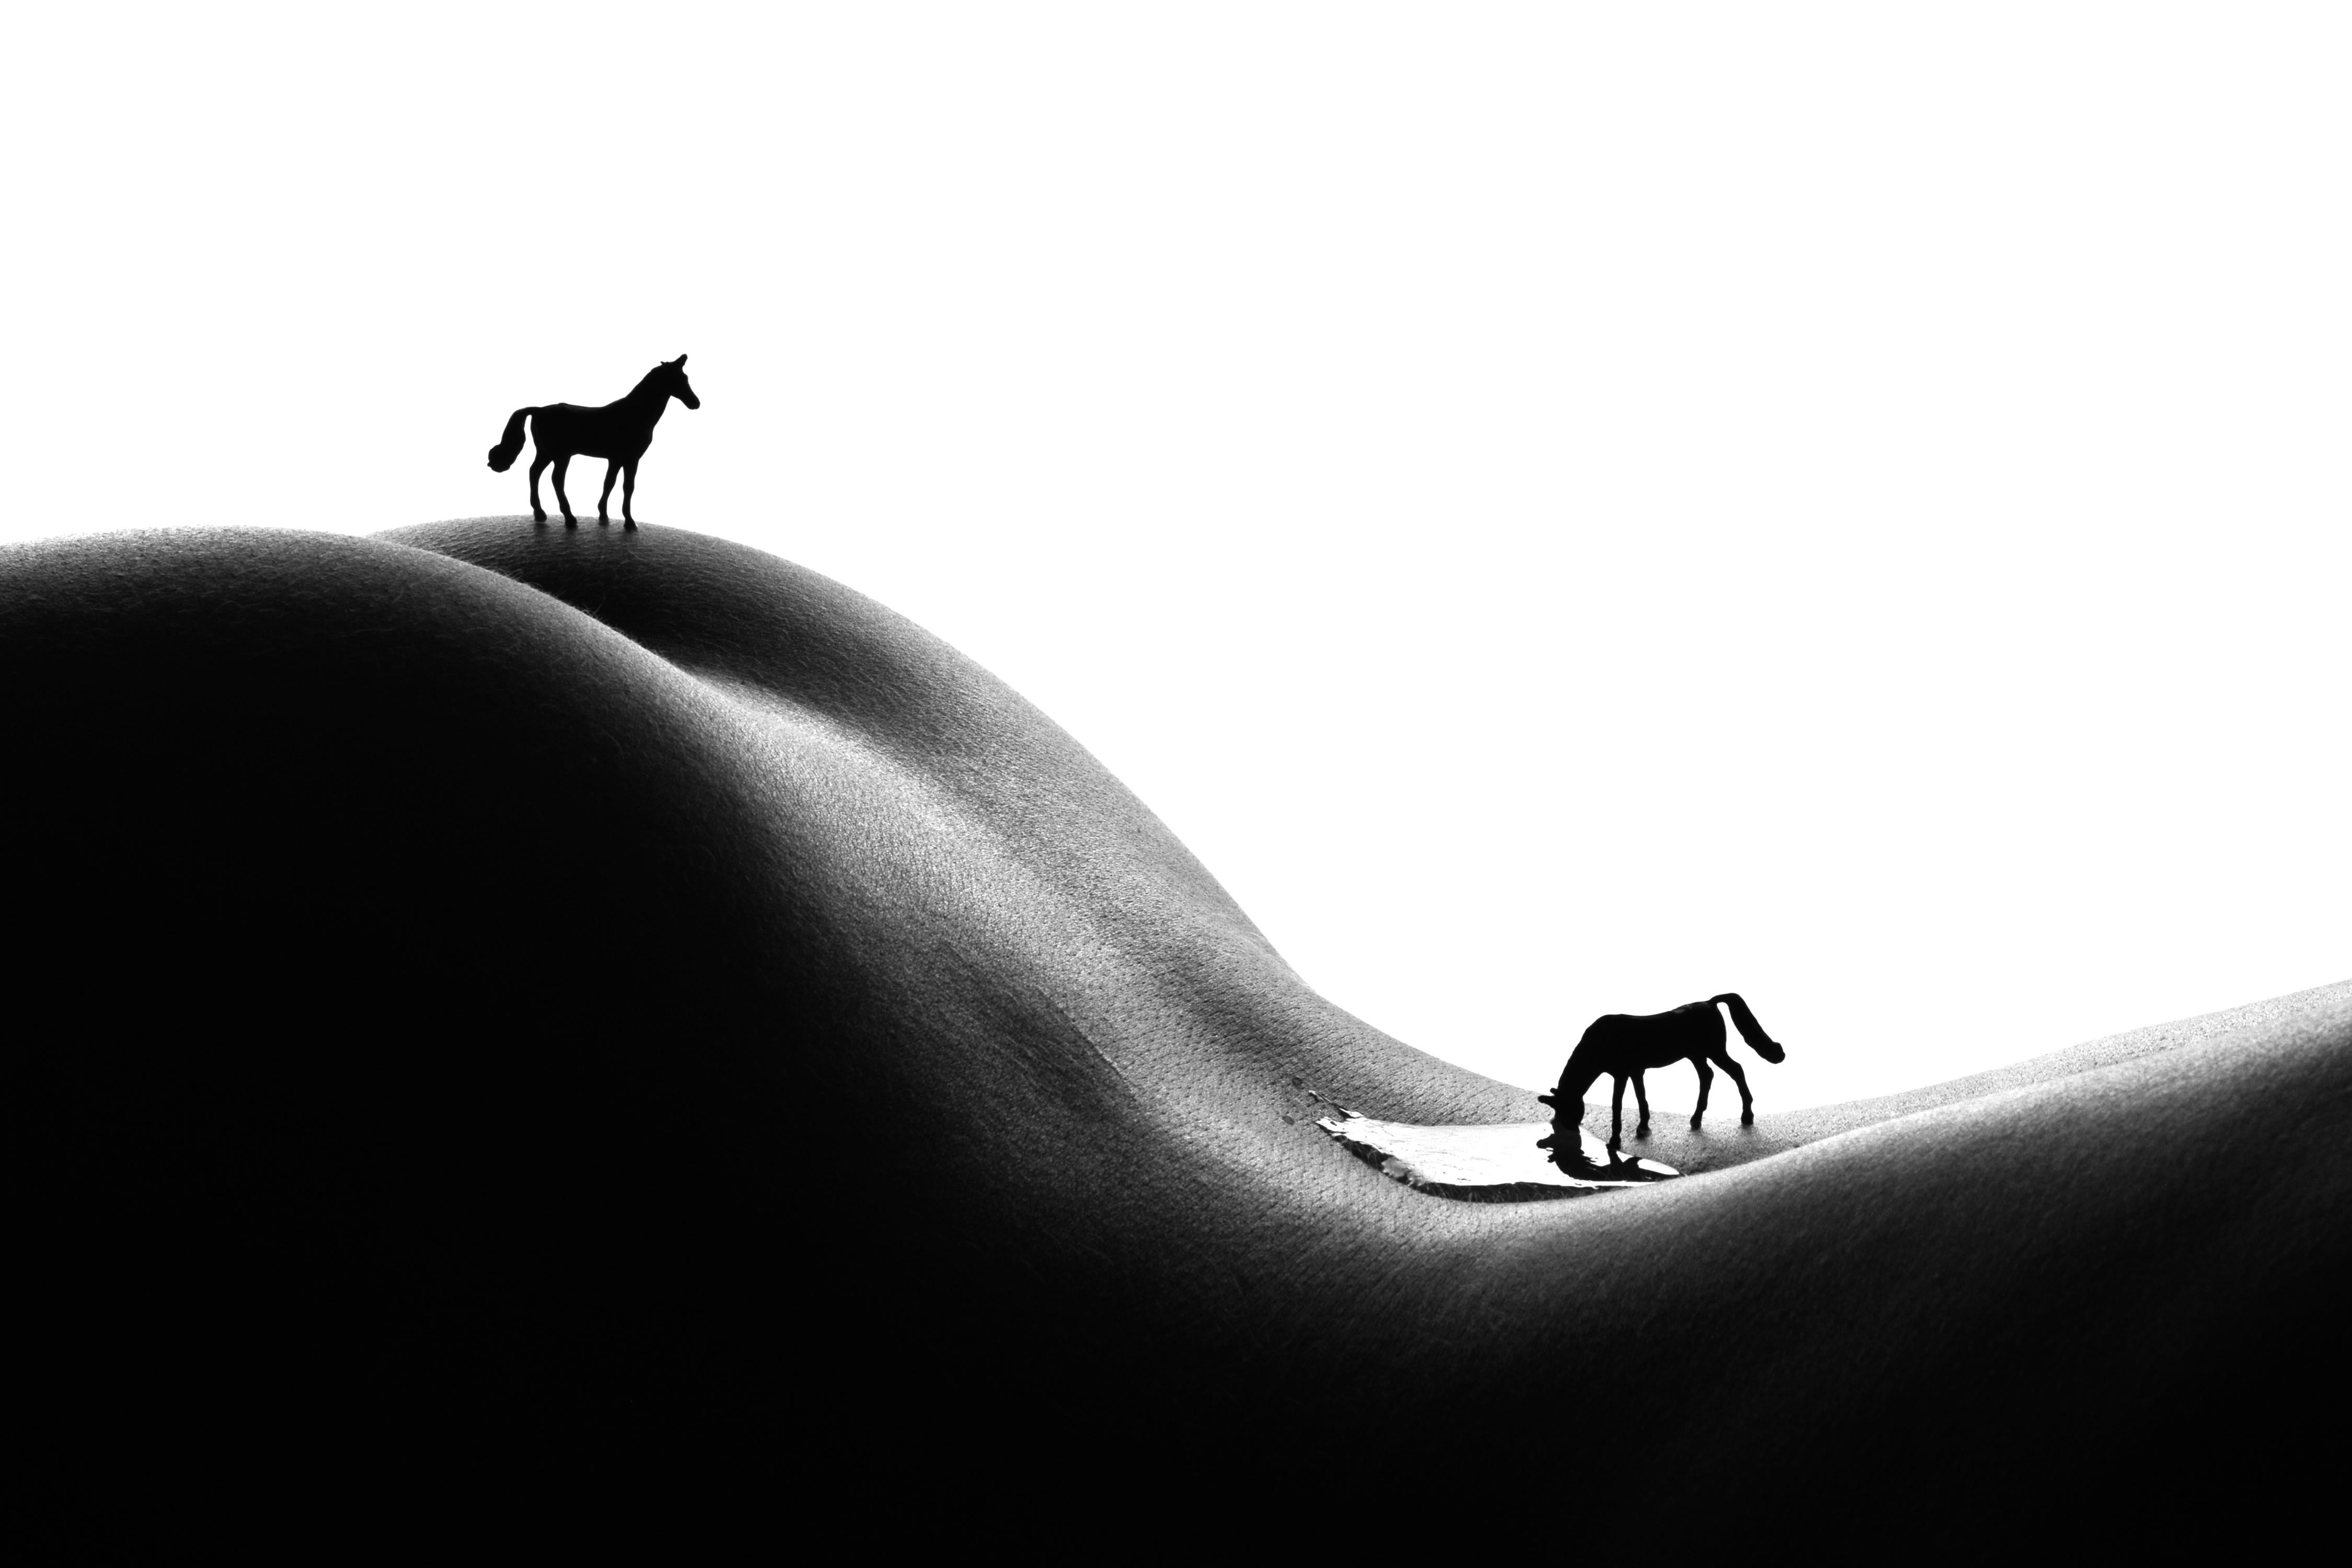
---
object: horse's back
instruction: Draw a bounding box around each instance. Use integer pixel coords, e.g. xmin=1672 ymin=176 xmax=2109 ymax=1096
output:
xmin=1577 ymin=1000 xmax=1725 ymax=1070
xmin=1581 ymin=1010 xmax=1689 ymax=1063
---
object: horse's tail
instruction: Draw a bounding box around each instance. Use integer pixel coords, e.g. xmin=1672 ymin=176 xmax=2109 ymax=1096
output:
xmin=486 ymin=408 xmax=536 ymax=472
xmin=1711 ymin=994 xmax=1786 ymax=1063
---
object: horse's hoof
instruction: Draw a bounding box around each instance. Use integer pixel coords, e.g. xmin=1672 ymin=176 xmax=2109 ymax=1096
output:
xmin=622 ymin=521 xmax=638 ymax=532
xmin=1635 ymin=1125 xmax=1649 ymax=1138
xmin=1689 ymin=1116 xmax=1703 ymax=1129
xmin=1741 ymin=1111 xmax=1755 ymax=1125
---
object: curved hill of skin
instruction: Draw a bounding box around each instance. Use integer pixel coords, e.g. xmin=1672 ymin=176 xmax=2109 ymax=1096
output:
xmin=7 ymin=518 xmax=2346 ymax=1540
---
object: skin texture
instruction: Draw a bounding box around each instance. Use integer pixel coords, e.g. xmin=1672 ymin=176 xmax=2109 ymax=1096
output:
xmin=7 ymin=520 xmax=2345 ymax=1539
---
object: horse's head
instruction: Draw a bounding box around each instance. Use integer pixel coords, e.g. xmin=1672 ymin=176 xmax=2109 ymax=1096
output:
xmin=1537 ymin=1090 xmax=1587 ymax=1122
xmin=662 ymin=355 xmax=701 ymax=410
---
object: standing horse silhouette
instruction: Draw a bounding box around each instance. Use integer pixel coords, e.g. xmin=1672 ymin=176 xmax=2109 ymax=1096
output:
xmin=1537 ymin=994 xmax=1787 ymax=1152
xmin=486 ymin=356 xmax=700 ymax=530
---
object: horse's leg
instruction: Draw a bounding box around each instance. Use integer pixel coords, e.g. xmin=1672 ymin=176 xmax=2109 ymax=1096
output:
xmin=1715 ymin=1048 xmax=1756 ymax=1124
xmin=1691 ymin=1058 xmax=1714 ymax=1129
xmin=620 ymin=459 xmax=638 ymax=530
xmin=552 ymin=455 xmax=578 ymax=529
xmin=1632 ymin=1071 xmax=1651 ymax=1138
xmin=1609 ymin=1075 xmax=1627 ymax=1154
xmin=527 ymin=454 xmax=550 ymax=525
xmin=596 ymin=460 xmax=620 ymax=525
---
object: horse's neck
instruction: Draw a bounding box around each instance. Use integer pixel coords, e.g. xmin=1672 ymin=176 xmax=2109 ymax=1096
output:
xmin=1558 ymin=1047 xmax=1605 ymax=1099
xmin=622 ymin=374 xmax=672 ymax=413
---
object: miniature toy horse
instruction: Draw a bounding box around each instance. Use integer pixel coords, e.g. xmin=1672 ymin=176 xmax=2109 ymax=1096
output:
xmin=1537 ymin=994 xmax=1786 ymax=1152
xmin=486 ymin=356 xmax=699 ymax=530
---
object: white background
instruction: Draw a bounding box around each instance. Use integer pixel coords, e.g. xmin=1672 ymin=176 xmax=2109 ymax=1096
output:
xmin=5 ymin=5 xmax=2345 ymax=1106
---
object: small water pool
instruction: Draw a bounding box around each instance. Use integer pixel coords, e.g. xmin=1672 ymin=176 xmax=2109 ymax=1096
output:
xmin=1318 ymin=1114 xmax=1678 ymax=1202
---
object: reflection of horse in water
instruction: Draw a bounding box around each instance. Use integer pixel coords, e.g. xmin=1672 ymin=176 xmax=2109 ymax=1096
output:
xmin=1534 ymin=1120 xmax=1678 ymax=1183
xmin=486 ymin=356 xmax=700 ymax=530
xmin=1538 ymin=994 xmax=1787 ymax=1152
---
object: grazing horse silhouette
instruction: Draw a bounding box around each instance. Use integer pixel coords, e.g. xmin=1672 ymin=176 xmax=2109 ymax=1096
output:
xmin=486 ymin=356 xmax=700 ymax=530
xmin=1537 ymin=994 xmax=1787 ymax=1152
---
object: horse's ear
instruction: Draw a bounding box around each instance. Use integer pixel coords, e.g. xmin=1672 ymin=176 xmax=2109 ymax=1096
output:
xmin=675 ymin=354 xmax=687 ymax=366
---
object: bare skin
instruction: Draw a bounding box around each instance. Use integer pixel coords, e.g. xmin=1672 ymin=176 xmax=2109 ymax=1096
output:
xmin=7 ymin=520 xmax=2346 ymax=1540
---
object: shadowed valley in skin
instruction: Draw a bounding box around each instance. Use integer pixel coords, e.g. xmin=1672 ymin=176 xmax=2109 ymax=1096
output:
xmin=6 ymin=518 xmax=2345 ymax=1538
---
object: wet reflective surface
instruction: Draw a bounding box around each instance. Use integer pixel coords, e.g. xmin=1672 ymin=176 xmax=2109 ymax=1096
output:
xmin=1318 ymin=1114 xmax=1678 ymax=1202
